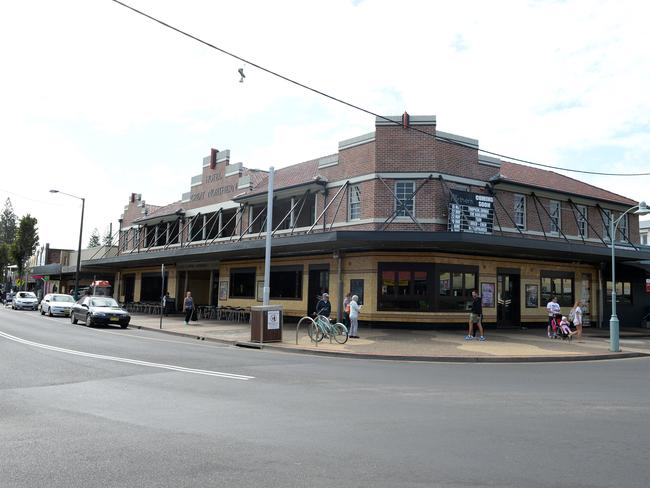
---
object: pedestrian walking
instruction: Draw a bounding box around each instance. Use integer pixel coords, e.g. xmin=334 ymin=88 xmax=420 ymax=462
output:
xmin=570 ymin=299 xmax=583 ymax=340
xmin=183 ymin=291 xmax=194 ymax=325
xmin=349 ymin=295 xmax=362 ymax=338
xmin=465 ymin=290 xmax=485 ymax=341
xmin=162 ymin=291 xmax=170 ymax=317
xmin=546 ymin=296 xmax=561 ymax=338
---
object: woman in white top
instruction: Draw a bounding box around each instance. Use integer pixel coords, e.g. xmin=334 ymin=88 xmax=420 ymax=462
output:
xmin=349 ymin=295 xmax=362 ymax=339
xmin=570 ymin=300 xmax=583 ymax=340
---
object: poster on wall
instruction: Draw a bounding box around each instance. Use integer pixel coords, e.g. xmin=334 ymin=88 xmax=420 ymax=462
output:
xmin=646 ymin=278 xmax=650 ymax=293
xmin=218 ymin=281 xmax=229 ymax=301
xmin=525 ymin=284 xmax=539 ymax=308
xmin=480 ymin=282 xmax=495 ymax=307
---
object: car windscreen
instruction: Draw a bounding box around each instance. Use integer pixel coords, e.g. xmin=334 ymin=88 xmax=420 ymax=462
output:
xmin=52 ymin=295 xmax=75 ymax=302
xmin=90 ymin=298 xmax=119 ymax=308
xmin=18 ymin=292 xmax=36 ymax=298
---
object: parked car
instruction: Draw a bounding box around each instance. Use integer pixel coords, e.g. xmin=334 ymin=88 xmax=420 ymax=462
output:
xmin=40 ymin=293 xmax=76 ymax=317
xmin=12 ymin=291 xmax=39 ymax=310
xmin=71 ymin=296 xmax=130 ymax=328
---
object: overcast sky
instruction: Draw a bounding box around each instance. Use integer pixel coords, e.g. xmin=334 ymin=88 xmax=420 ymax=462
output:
xmin=1 ymin=0 xmax=649 ymax=250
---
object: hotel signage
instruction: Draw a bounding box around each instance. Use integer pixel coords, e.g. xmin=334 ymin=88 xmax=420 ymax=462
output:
xmin=448 ymin=190 xmax=494 ymax=234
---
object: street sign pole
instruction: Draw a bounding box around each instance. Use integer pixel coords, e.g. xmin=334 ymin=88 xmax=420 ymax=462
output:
xmin=160 ymin=263 xmax=165 ymax=329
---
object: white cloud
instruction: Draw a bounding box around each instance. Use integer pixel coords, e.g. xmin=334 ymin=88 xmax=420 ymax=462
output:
xmin=1 ymin=0 xmax=649 ymax=249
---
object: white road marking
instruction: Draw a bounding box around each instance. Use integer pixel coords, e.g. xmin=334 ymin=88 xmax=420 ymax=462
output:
xmin=0 ymin=330 xmax=254 ymax=381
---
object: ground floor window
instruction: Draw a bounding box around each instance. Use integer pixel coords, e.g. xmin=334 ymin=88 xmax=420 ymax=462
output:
xmin=540 ymin=271 xmax=574 ymax=307
xmin=230 ymin=268 xmax=256 ymax=298
xmin=606 ymin=281 xmax=632 ymax=304
xmin=438 ymin=267 xmax=477 ymax=311
xmin=377 ymin=263 xmax=478 ymax=312
xmin=140 ymin=272 xmax=168 ymax=302
xmin=270 ymin=266 xmax=303 ymax=299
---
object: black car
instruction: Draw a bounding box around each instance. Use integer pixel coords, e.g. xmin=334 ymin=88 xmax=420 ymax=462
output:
xmin=71 ymin=296 xmax=130 ymax=328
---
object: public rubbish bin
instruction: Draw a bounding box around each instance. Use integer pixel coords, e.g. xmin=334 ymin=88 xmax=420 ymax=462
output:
xmin=250 ymin=305 xmax=283 ymax=343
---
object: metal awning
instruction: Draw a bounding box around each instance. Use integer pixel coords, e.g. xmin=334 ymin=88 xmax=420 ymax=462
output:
xmin=80 ymin=231 xmax=650 ymax=271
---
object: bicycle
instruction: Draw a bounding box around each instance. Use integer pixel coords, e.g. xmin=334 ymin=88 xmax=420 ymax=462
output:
xmin=309 ymin=314 xmax=348 ymax=344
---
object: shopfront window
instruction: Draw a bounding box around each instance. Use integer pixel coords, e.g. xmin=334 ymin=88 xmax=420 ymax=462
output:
xmin=378 ymin=263 xmax=433 ymax=311
xmin=230 ymin=268 xmax=256 ymax=298
xmin=438 ymin=267 xmax=478 ymax=311
xmin=270 ymin=266 xmax=303 ymax=299
xmin=540 ymin=271 xmax=574 ymax=307
xmin=606 ymin=281 xmax=632 ymax=304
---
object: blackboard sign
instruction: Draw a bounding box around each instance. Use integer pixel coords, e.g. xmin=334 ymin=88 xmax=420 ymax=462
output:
xmin=449 ymin=190 xmax=494 ymax=234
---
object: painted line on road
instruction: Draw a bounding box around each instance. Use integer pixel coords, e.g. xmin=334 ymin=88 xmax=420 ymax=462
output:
xmin=0 ymin=330 xmax=254 ymax=381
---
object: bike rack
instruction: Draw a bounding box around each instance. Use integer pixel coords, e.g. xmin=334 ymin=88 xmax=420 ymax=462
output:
xmin=296 ymin=316 xmax=319 ymax=347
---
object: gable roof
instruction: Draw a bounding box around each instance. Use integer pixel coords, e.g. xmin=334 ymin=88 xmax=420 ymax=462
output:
xmin=493 ymin=161 xmax=637 ymax=206
xmin=243 ymin=158 xmax=325 ymax=198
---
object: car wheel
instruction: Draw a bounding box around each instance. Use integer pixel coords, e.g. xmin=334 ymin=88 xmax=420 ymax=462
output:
xmin=120 ymin=323 xmax=128 ymax=329
xmin=40 ymin=307 xmax=45 ymax=315
xmin=86 ymin=314 xmax=93 ymax=327
xmin=71 ymin=313 xmax=78 ymax=325
xmin=48 ymin=309 xmax=53 ymax=317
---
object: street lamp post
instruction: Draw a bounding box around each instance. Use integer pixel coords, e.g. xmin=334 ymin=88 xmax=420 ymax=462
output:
xmin=609 ymin=201 xmax=650 ymax=352
xmin=50 ymin=190 xmax=85 ymax=300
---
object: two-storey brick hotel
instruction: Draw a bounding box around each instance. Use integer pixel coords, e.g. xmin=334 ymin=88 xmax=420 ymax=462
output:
xmin=83 ymin=114 xmax=650 ymax=328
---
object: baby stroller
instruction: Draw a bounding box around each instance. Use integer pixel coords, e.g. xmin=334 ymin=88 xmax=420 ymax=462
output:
xmin=552 ymin=315 xmax=573 ymax=341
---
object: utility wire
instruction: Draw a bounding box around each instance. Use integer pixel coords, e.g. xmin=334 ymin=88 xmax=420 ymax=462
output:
xmin=111 ymin=0 xmax=650 ymax=177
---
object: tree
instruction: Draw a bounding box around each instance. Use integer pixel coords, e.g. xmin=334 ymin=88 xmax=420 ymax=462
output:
xmin=88 ymin=228 xmax=101 ymax=248
xmin=102 ymin=228 xmax=113 ymax=247
xmin=0 ymin=243 xmax=9 ymax=289
xmin=0 ymin=198 xmax=17 ymax=245
xmin=10 ymin=214 xmax=39 ymax=288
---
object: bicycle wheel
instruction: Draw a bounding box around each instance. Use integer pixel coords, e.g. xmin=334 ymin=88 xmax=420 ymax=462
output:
xmin=333 ymin=322 xmax=348 ymax=344
xmin=314 ymin=322 xmax=325 ymax=342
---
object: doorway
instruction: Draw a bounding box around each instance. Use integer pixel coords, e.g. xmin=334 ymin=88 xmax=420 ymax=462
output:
xmin=123 ymin=274 xmax=135 ymax=304
xmin=307 ymin=265 xmax=330 ymax=316
xmin=497 ymin=270 xmax=520 ymax=328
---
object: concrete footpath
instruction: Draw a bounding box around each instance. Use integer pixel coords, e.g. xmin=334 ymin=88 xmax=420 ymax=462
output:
xmin=128 ymin=313 xmax=650 ymax=362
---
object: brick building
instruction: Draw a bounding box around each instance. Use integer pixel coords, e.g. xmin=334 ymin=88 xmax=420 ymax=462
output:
xmin=84 ymin=114 xmax=650 ymax=328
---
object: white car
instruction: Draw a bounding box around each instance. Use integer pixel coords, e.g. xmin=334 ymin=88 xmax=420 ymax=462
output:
xmin=12 ymin=291 xmax=39 ymax=310
xmin=40 ymin=293 xmax=76 ymax=317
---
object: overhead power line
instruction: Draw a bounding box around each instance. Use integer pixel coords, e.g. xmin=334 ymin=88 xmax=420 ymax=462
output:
xmin=111 ymin=0 xmax=650 ymax=177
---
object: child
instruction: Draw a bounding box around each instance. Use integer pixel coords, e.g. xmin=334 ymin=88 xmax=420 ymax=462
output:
xmin=559 ymin=316 xmax=577 ymax=337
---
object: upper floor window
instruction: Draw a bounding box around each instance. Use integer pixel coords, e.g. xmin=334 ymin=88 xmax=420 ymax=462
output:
xmin=602 ymin=209 xmax=612 ymax=241
xmin=348 ymin=185 xmax=361 ymax=221
xmin=395 ymin=182 xmax=415 ymax=217
xmin=642 ymin=233 xmax=648 ymax=245
xmin=576 ymin=204 xmax=588 ymax=238
xmin=549 ymin=200 xmax=561 ymax=233
xmin=514 ymin=194 xmax=526 ymax=230
xmin=618 ymin=213 xmax=629 ymax=242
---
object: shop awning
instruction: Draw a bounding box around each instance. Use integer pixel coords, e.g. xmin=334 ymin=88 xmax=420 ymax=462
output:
xmin=79 ymin=231 xmax=650 ymax=271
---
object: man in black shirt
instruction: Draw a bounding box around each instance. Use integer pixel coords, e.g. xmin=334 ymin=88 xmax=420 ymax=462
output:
xmin=465 ymin=290 xmax=486 ymax=341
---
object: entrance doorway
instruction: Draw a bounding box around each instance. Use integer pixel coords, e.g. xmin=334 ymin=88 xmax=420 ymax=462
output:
xmin=307 ymin=265 xmax=330 ymax=316
xmin=123 ymin=274 xmax=135 ymax=304
xmin=497 ymin=270 xmax=520 ymax=328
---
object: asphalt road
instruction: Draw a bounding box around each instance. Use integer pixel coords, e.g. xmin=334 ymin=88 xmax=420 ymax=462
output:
xmin=1 ymin=307 xmax=649 ymax=488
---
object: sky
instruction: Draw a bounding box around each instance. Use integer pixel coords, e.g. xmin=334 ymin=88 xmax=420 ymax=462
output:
xmin=1 ymin=0 xmax=649 ymax=250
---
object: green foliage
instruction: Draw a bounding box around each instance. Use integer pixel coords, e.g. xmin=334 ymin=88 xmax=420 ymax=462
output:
xmin=0 ymin=198 xmax=17 ymax=245
xmin=88 ymin=228 xmax=101 ymax=248
xmin=10 ymin=214 xmax=39 ymax=281
xmin=0 ymin=243 xmax=10 ymax=284
xmin=102 ymin=228 xmax=113 ymax=247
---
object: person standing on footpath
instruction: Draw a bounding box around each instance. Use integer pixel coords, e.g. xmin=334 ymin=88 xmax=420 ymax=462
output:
xmin=570 ymin=299 xmax=584 ymax=340
xmin=349 ymin=295 xmax=362 ymax=338
xmin=465 ymin=290 xmax=486 ymax=341
xmin=343 ymin=293 xmax=351 ymax=329
xmin=546 ymin=296 xmax=561 ymax=338
xmin=183 ymin=291 xmax=194 ymax=325
xmin=315 ymin=292 xmax=331 ymax=318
